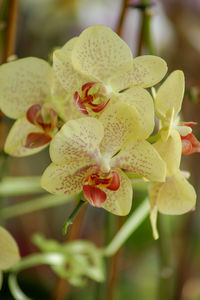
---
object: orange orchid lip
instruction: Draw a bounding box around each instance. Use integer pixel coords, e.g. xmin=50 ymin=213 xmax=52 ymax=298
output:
xmin=74 ymin=82 xmax=110 ymax=115
xmin=83 ymin=170 xmax=120 ymax=207
xmin=181 ymin=133 xmax=200 ymax=155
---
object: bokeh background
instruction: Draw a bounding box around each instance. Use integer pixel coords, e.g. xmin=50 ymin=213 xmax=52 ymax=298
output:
xmin=0 ymin=0 xmax=200 ymax=299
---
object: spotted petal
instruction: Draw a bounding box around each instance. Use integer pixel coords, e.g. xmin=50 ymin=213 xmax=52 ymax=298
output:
xmin=99 ymin=102 xmax=140 ymax=157
xmin=50 ymin=118 xmax=104 ymax=164
xmin=111 ymin=140 xmax=166 ymax=182
xmin=4 ymin=117 xmax=49 ymax=157
xmin=153 ymin=130 xmax=182 ymax=176
xmin=116 ymin=87 xmax=154 ymax=138
xmin=72 ymin=25 xmax=133 ymax=83
xmin=53 ymin=38 xmax=91 ymax=93
xmin=101 ymin=169 xmax=133 ymax=216
xmin=154 ymin=70 xmax=185 ymax=120
xmin=41 ymin=161 xmax=92 ymax=195
xmin=0 ymin=57 xmax=52 ymax=119
xmin=109 ymin=56 xmax=167 ymax=91
xmin=0 ymin=226 xmax=20 ymax=270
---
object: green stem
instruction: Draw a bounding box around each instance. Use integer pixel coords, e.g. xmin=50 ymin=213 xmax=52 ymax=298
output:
xmin=103 ymin=198 xmax=149 ymax=257
xmin=1 ymin=194 xmax=74 ymax=219
xmin=62 ymin=199 xmax=86 ymax=235
xmin=0 ymin=176 xmax=43 ymax=196
xmin=157 ymin=215 xmax=174 ymax=300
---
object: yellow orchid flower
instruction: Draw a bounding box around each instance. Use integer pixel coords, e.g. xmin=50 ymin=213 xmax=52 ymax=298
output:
xmin=149 ymin=130 xmax=196 ymax=239
xmin=0 ymin=226 xmax=20 ymax=289
xmin=154 ymin=70 xmax=200 ymax=154
xmin=41 ymin=103 xmax=166 ymax=216
xmin=53 ymin=26 xmax=167 ymax=138
xmin=0 ymin=57 xmax=81 ymax=157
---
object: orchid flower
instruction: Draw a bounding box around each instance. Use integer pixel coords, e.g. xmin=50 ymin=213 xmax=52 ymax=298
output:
xmin=149 ymin=130 xmax=196 ymax=239
xmin=0 ymin=57 xmax=80 ymax=157
xmin=53 ymin=26 xmax=167 ymax=138
xmin=154 ymin=70 xmax=200 ymax=154
xmin=41 ymin=103 xmax=166 ymax=215
xmin=0 ymin=226 xmax=20 ymax=289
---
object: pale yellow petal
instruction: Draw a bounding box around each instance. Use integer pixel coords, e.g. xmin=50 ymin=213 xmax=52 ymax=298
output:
xmin=111 ymin=140 xmax=166 ymax=182
xmin=157 ymin=171 xmax=196 ymax=215
xmin=153 ymin=129 xmax=182 ymax=176
xmin=51 ymin=73 xmax=82 ymax=122
xmin=116 ymin=87 xmax=154 ymax=139
xmin=0 ymin=226 xmax=20 ymax=270
xmin=0 ymin=57 xmax=52 ymax=119
xmin=50 ymin=118 xmax=104 ymax=164
xmin=53 ymin=43 xmax=90 ymax=94
xmin=41 ymin=161 xmax=92 ymax=195
xmin=4 ymin=117 xmax=48 ymax=157
xmin=101 ymin=169 xmax=132 ymax=216
xmin=109 ymin=55 xmax=167 ymax=91
xmin=154 ymin=70 xmax=185 ymax=120
xmin=72 ymin=25 xmax=133 ymax=83
xmin=99 ymin=102 xmax=140 ymax=157
xmin=148 ymin=182 xmax=163 ymax=240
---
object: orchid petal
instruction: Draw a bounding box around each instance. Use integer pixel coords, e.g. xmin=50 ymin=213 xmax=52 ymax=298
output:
xmin=4 ymin=117 xmax=48 ymax=157
xmin=109 ymin=56 xmax=167 ymax=91
xmin=155 ymin=171 xmax=196 ymax=215
xmin=0 ymin=57 xmax=52 ymax=119
xmin=0 ymin=226 xmax=20 ymax=270
xmin=72 ymin=25 xmax=133 ymax=83
xmin=153 ymin=130 xmax=182 ymax=176
xmin=50 ymin=118 xmax=104 ymax=164
xmin=116 ymin=87 xmax=155 ymax=138
xmin=99 ymin=102 xmax=140 ymax=158
xmin=155 ymin=70 xmax=185 ymax=120
xmin=111 ymin=140 xmax=166 ymax=182
xmin=53 ymin=39 xmax=90 ymax=93
xmin=83 ymin=185 xmax=106 ymax=207
xmin=101 ymin=169 xmax=132 ymax=216
xmin=41 ymin=161 xmax=92 ymax=195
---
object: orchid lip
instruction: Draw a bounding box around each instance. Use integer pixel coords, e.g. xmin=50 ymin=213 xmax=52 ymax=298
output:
xmin=74 ymin=82 xmax=110 ymax=115
xmin=83 ymin=170 xmax=120 ymax=207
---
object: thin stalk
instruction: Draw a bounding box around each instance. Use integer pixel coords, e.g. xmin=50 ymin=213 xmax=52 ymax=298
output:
xmin=1 ymin=194 xmax=74 ymax=220
xmin=52 ymin=199 xmax=87 ymax=300
xmin=157 ymin=215 xmax=174 ymax=300
xmin=0 ymin=176 xmax=43 ymax=196
xmin=116 ymin=0 xmax=129 ymax=36
xmin=62 ymin=199 xmax=86 ymax=235
xmin=3 ymin=0 xmax=19 ymax=62
xmin=103 ymin=198 xmax=149 ymax=257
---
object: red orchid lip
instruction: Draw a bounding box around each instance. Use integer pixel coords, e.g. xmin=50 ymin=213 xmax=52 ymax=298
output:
xmin=25 ymin=132 xmax=52 ymax=148
xmin=181 ymin=133 xmax=200 ymax=154
xmin=74 ymin=82 xmax=110 ymax=115
xmin=83 ymin=170 xmax=120 ymax=207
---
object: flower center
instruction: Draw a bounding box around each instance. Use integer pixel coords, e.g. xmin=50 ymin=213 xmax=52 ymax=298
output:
xmin=25 ymin=103 xmax=58 ymax=148
xmin=74 ymin=82 xmax=110 ymax=115
xmin=83 ymin=170 xmax=120 ymax=207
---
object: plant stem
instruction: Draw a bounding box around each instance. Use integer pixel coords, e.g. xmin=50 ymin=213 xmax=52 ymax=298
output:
xmin=3 ymin=0 xmax=19 ymax=62
xmin=1 ymin=194 xmax=74 ymax=219
xmin=116 ymin=0 xmax=129 ymax=36
xmin=157 ymin=215 xmax=174 ymax=300
xmin=0 ymin=176 xmax=43 ymax=196
xmin=62 ymin=199 xmax=86 ymax=235
xmin=136 ymin=0 xmax=155 ymax=56
xmin=103 ymin=198 xmax=149 ymax=257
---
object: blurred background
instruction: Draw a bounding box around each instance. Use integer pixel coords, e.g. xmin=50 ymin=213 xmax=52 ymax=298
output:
xmin=0 ymin=0 xmax=200 ymax=299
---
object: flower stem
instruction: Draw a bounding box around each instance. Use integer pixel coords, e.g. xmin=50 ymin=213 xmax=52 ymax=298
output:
xmin=1 ymin=194 xmax=74 ymax=220
xmin=3 ymin=0 xmax=19 ymax=62
xmin=116 ymin=0 xmax=129 ymax=36
xmin=62 ymin=199 xmax=86 ymax=235
xmin=103 ymin=198 xmax=149 ymax=257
